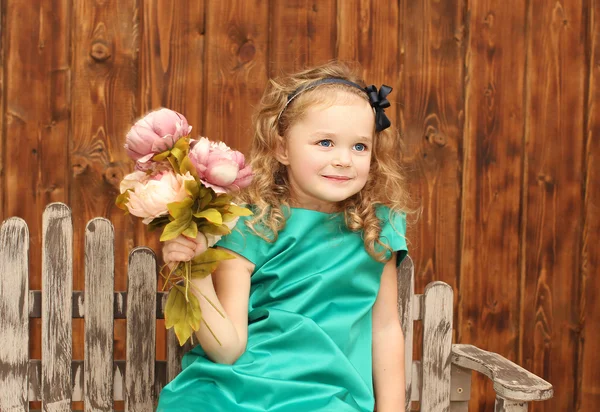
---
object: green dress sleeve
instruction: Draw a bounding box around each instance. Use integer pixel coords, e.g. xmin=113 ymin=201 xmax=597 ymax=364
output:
xmin=215 ymin=215 xmax=266 ymax=267
xmin=376 ymin=206 xmax=408 ymax=266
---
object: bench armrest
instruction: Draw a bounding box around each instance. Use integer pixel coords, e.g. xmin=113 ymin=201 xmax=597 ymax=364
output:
xmin=451 ymin=344 xmax=553 ymax=402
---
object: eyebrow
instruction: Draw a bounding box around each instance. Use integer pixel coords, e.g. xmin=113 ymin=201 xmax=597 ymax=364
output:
xmin=312 ymin=131 xmax=372 ymax=141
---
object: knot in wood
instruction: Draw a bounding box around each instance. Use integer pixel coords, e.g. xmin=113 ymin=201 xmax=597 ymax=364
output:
xmin=90 ymin=41 xmax=112 ymax=62
xmin=71 ymin=154 xmax=90 ymax=177
xmin=44 ymin=184 xmax=57 ymax=193
xmin=104 ymin=164 xmax=125 ymax=188
xmin=432 ymin=132 xmax=447 ymax=147
xmin=537 ymin=173 xmax=555 ymax=188
xmin=238 ymin=41 xmax=256 ymax=64
xmin=425 ymin=127 xmax=447 ymax=147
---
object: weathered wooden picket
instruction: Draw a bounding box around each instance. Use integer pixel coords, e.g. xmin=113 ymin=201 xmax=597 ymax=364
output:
xmin=0 ymin=203 xmax=553 ymax=411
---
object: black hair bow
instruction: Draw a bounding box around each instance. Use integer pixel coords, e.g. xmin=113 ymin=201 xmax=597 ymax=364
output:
xmin=365 ymin=84 xmax=392 ymax=132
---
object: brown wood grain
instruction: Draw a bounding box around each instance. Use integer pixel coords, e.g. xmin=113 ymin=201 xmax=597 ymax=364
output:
xmin=70 ymin=0 xmax=139 ymax=365
xmin=139 ymin=0 xmax=205 ymax=130
xmin=269 ymin=0 xmax=336 ymax=76
xmin=0 ymin=2 xmax=4 ymax=222
xmin=494 ymin=398 xmax=528 ymax=412
xmin=397 ymin=257 xmax=416 ymax=410
xmin=460 ymin=1 xmax=528 ymax=409
xmin=0 ymin=218 xmax=29 ymax=410
xmin=4 ymin=0 xmax=70 ymax=286
xmin=125 ymin=247 xmax=157 ymax=411
xmin=203 ymin=0 xmax=269 ymax=153
xmin=578 ymin=1 xmax=600 ymax=410
xmin=398 ymin=0 xmax=466 ymax=347
xmin=138 ymin=0 xmax=206 ymax=364
xmin=84 ymin=218 xmax=114 ymax=411
xmin=3 ymin=1 xmax=71 ymax=382
xmin=337 ymin=0 xmax=400 ymax=127
xmin=520 ymin=1 xmax=586 ymax=411
xmin=41 ymin=203 xmax=73 ymax=410
xmin=452 ymin=344 xmax=553 ymax=402
xmin=421 ymin=282 xmax=453 ymax=410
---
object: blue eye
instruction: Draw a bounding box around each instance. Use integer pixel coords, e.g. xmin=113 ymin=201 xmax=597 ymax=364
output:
xmin=354 ymin=143 xmax=367 ymax=152
xmin=317 ymin=140 xmax=333 ymax=147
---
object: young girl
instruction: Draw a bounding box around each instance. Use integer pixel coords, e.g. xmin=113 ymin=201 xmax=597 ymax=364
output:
xmin=157 ymin=61 xmax=410 ymax=412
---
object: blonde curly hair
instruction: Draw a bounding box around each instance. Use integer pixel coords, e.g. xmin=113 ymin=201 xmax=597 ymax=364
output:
xmin=237 ymin=61 xmax=412 ymax=262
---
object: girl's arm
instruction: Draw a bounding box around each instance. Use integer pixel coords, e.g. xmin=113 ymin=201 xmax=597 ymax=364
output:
xmin=163 ymin=235 xmax=254 ymax=365
xmin=372 ymin=253 xmax=406 ymax=411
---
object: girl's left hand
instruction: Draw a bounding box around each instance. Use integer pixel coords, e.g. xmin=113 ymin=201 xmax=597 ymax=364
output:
xmin=162 ymin=232 xmax=208 ymax=270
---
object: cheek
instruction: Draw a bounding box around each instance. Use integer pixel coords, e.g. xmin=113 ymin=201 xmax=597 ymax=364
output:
xmin=356 ymin=156 xmax=372 ymax=177
xmin=301 ymin=151 xmax=327 ymax=169
xmin=289 ymin=151 xmax=320 ymax=174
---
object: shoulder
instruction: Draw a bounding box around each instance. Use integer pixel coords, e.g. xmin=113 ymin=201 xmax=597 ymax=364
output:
xmin=215 ymin=207 xmax=270 ymax=267
xmin=375 ymin=205 xmax=408 ymax=264
xmin=376 ymin=205 xmax=407 ymax=234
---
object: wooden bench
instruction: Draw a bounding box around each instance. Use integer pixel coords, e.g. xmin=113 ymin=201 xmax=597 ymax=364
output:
xmin=0 ymin=203 xmax=553 ymax=411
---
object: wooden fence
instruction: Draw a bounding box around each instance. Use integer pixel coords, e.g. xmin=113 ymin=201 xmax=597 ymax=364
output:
xmin=0 ymin=203 xmax=192 ymax=411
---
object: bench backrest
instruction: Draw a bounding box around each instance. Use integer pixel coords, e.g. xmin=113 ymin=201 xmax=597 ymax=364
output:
xmin=0 ymin=203 xmax=456 ymax=411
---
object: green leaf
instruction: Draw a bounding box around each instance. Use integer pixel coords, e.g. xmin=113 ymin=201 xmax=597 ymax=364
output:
xmin=182 ymin=220 xmax=198 ymax=238
xmin=115 ymin=191 xmax=130 ymax=211
xmin=160 ymin=201 xmax=193 ymax=241
xmin=168 ymin=197 xmax=194 ymax=218
xmin=174 ymin=136 xmax=190 ymax=151
xmin=227 ymin=204 xmax=253 ymax=217
xmin=164 ymin=286 xmax=187 ymax=329
xmin=196 ymin=187 xmax=213 ymax=211
xmin=189 ymin=248 xmax=235 ymax=279
xmin=173 ymin=320 xmax=193 ymax=346
xmin=172 ymin=306 xmax=193 ymax=345
xmin=180 ymin=155 xmax=198 ymax=179
xmin=209 ymin=194 xmax=232 ymax=207
xmin=161 ymin=219 xmax=190 ymax=241
xmin=193 ymin=208 xmax=223 ymax=224
xmin=165 ymin=284 xmax=204 ymax=346
xmin=184 ymin=178 xmax=200 ymax=199
xmin=222 ymin=213 xmax=238 ymax=223
xmin=199 ymin=185 xmax=211 ymax=197
xmin=194 ymin=248 xmax=235 ymax=264
xmin=190 ymin=262 xmax=219 ymax=279
xmin=152 ymin=150 xmax=171 ymax=162
xmin=147 ymin=215 xmax=170 ymax=231
xmin=200 ymin=223 xmax=233 ymax=236
xmin=167 ymin=155 xmax=180 ymax=174
xmin=184 ymin=288 xmax=202 ymax=331
xmin=171 ymin=147 xmax=186 ymax=164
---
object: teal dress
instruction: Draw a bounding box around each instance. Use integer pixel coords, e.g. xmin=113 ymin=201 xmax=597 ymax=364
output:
xmin=157 ymin=206 xmax=407 ymax=412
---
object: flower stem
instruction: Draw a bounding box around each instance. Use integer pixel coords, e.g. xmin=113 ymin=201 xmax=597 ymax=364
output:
xmin=184 ymin=260 xmax=191 ymax=301
xmin=188 ymin=281 xmax=226 ymax=319
xmin=201 ymin=317 xmax=222 ymax=346
xmin=161 ymin=262 xmax=178 ymax=291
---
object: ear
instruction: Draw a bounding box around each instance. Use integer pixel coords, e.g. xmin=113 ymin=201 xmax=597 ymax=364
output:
xmin=274 ymin=135 xmax=290 ymax=165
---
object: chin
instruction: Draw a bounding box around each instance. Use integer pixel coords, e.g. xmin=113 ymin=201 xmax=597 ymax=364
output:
xmin=319 ymin=191 xmax=361 ymax=204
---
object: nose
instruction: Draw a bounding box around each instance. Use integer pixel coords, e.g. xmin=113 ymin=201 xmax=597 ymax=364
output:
xmin=333 ymin=148 xmax=352 ymax=168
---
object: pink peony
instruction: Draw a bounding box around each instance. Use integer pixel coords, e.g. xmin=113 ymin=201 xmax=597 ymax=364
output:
xmin=124 ymin=108 xmax=192 ymax=162
xmin=120 ymin=170 xmax=195 ymax=224
xmin=188 ymin=137 xmax=253 ymax=193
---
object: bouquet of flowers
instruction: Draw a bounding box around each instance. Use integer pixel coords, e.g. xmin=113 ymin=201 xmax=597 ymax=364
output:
xmin=116 ymin=108 xmax=253 ymax=345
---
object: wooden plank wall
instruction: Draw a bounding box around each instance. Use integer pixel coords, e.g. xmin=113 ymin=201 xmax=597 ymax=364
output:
xmin=0 ymin=1 xmax=597 ymax=410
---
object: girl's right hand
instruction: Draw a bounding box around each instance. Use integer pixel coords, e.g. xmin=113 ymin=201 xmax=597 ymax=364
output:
xmin=162 ymin=233 xmax=209 ymax=270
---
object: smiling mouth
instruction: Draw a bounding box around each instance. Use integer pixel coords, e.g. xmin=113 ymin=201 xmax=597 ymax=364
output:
xmin=322 ymin=175 xmax=352 ymax=181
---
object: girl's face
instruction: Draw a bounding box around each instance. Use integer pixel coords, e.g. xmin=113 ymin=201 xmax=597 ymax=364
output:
xmin=276 ymin=92 xmax=375 ymax=212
